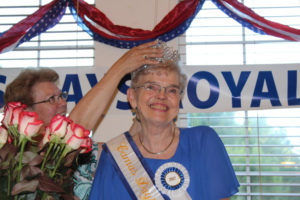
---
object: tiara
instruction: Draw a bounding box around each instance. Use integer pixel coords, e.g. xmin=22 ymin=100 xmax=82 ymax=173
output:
xmin=151 ymin=40 xmax=180 ymax=64
xmin=131 ymin=41 xmax=180 ymax=77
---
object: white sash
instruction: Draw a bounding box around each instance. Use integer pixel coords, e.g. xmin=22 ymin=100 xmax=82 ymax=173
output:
xmin=106 ymin=133 xmax=192 ymax=200
xmin=106 ymin=133 xmax=165 ymax=200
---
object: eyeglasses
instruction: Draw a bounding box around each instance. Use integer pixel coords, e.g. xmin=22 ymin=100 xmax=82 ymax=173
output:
xmin=32 ymin=91 xmax=68 ymax=105
xmin=134 ymin=83 xmax=182 ymax=97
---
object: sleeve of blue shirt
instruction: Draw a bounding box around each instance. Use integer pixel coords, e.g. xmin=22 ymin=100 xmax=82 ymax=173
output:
xmin=195 ymin=126 xmax=240 ymax=199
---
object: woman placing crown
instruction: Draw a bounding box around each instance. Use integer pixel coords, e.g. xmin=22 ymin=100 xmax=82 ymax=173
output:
xmin=89 ymin=42 xmax=240 ymax=200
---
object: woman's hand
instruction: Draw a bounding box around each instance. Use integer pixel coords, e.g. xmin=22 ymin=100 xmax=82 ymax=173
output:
xmin=111 ymin=40 xmax=164 ymax=74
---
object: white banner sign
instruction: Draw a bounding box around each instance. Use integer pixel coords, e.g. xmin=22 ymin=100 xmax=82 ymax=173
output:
xmin=1 ymin=64 xmax=300 ymax=114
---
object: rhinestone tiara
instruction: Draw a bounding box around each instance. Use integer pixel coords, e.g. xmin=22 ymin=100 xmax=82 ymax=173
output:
xmin=151 ymin=40 xmax=180 ymax=64
xmin=131 ymin=40 xmax=180 ymax=79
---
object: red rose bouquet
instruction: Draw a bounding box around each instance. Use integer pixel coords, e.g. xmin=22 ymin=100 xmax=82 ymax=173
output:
xmin=0 ymin=102 xmax=92 ymax=200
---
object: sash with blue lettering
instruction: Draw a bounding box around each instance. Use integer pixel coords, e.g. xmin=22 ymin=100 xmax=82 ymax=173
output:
xmin=104 ymin=132 xmax=192 ymax=200
xmin=104 ymin=132 xmax=165 ymax=200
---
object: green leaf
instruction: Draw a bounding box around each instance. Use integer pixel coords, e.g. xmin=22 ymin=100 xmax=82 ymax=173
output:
xmin=0 ymin=143 xmax=18 ymax=161
xmin=11 ymin=179 xmax=39 ymax=195
xmin=38 ymin=175 xmax=64 ymax=193
xmin=29 ymin=153 xmax=44 ymax=166
xmin=0 ymin=159 xmax=11 ymax=170
xmin=20 ymin=165 xmax=43 ymax=181
xmin=64 ymin=150 xmax=79 ymax=167
xmin=15 ymin=151 xmax=39 ymax=164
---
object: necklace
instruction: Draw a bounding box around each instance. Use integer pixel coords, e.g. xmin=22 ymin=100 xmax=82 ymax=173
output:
xmin=139 ymin=126 xmax=176 ymax=155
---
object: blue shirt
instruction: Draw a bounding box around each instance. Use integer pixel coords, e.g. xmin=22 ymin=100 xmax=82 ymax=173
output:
xmin=90 ymin=126 xmax=239 ymax=200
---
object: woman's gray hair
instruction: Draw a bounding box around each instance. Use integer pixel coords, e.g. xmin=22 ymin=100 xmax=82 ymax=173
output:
xmin=131 ymin=62 xmax=187 ymax=95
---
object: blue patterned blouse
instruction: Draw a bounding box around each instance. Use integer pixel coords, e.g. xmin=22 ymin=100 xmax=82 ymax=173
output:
xmin=73 ymin=141 xmax=99 ymax=200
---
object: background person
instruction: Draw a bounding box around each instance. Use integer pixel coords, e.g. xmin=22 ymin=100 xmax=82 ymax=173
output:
xmin=89 ymin=52 xmax=239 ymax=199
xmin=3 ymin=40 xmax=163 ymax=200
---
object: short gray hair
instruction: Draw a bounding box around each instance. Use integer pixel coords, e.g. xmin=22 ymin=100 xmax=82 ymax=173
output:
xmin=131 ymin=62 xmax=187 ymax=95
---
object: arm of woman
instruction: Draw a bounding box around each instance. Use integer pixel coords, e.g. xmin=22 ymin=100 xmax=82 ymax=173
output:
xmin=69 ymin=40 xmax=163 ymax=131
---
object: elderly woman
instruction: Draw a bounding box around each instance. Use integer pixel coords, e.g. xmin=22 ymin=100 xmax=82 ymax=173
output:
xmin=89 ymin=44 xmax=239 ymax=200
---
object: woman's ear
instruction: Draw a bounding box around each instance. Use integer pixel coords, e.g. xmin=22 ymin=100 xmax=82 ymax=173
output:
xmin=127 ymin=88 xmax=137 ymax=109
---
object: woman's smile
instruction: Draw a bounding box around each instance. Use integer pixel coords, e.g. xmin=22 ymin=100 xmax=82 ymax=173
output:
xmin=149 ymin=102 xmax=168 ymax=111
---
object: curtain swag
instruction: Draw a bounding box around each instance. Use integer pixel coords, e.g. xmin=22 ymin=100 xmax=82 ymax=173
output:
xmin=0 ymin=0 xmax=299 ymax=54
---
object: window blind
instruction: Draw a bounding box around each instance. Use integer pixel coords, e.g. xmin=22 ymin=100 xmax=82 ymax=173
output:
xmin=0 ymin=0 xmax=94 ymax=68
xmin=178 ymin=0 xmax=300 ymax=66
xmin=178 ymin=110 xmax=300 ymax=200
xmin=178 ymin=0 xmax=300 ymax=199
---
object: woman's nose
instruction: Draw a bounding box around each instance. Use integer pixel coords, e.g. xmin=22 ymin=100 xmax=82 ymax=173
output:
xmin=156 ymin=87 xmax=167 ymax=98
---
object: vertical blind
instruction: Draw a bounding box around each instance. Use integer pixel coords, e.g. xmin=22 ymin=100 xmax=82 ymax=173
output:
xmin=178 ymin=0 xmax=300 ymax=199
xmin=0 ymin=0 xmax=94 ymax=68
